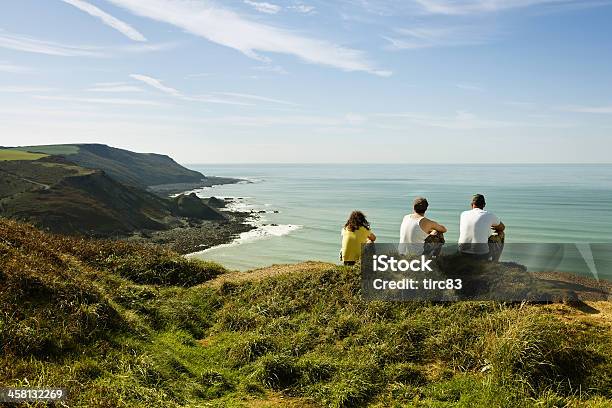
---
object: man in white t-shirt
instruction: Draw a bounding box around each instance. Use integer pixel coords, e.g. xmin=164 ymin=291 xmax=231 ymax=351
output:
xmin=458 ymin=194 xmax=505 ymax=261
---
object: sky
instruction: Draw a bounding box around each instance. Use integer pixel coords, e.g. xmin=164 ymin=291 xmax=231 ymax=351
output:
xmin=1 ymin=0 xmax=612 ymax=164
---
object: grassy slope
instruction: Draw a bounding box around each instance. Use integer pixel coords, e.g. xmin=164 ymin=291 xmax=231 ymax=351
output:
xmin=0 ymin=158 xmax=176 ymax=235
xmin=0 ymin=149 xmax=48 ymax=161
xmin=1 ymin=219 xmax=611 ymax=407
xmin=14 ymin=144 xmax=80 ymax=156
xmin=0 ymin=157 xmax=223 ymax=237
xmin=19 ymin=144 xmax=205 ymax=187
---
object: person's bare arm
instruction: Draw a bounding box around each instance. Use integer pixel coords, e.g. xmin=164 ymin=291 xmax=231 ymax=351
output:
xmin=423 ymin=218 xmax=447 ymax=234
xmin=492 ymin=221 xmax=505 ymax=232
xmin=368 ymin=232 xmax=377 ymax=242
xmin=432 ymin=221 xmax=447 ymax=234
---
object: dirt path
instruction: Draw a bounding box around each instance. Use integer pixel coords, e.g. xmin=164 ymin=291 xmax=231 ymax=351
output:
xmin=245 ymin=393 xmax=318 ymax=408
xmin=19 ymin=176 xmax=50 ymax=190
xmin=203 ymin=261 xmax=335 ymax=288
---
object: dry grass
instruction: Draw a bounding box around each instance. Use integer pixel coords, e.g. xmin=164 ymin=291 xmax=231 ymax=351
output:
xmin=0 ymin=149 xmax=48 ymax=161
xmin=0 ymin=218 xmax=611 ymax=407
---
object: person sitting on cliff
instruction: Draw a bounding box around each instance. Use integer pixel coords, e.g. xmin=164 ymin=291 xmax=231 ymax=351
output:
xmin=341 ymin=210 xmax=376 ymax=266
xmin=399 ymin=197 xmax=448 ymax=257
xmin=458 ymin=194 xmax=505 ymax=261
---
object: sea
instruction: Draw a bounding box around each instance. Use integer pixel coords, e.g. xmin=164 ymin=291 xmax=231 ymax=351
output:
xmin=186 ymin=164 xmax=612 ymax=280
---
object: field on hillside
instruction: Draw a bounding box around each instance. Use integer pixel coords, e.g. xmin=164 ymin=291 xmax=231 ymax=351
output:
xmin=1 ymin=219 xmax=611 ymax=407
xmin=0 ymin=149 xmax=48 ymax=161
xmin=16 ymin=144 xmax=81 ymax=155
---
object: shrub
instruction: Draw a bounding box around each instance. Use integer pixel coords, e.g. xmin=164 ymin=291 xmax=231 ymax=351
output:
xmin=103 ymin=254 xmax=226 ymax=286
xmin=313 ymin=365 xmax=380 ymax=408
xmin=385 ymin=362 xmax=427 ymax=386
xmin=228 ymin=333 xmax=275 ymax=365
xmin=486 ymin=315 xmax=599 ymax=395
xmin=297 ymin=354 xmax=337 ymax=384
xmin=252 ymin=353 xmax=301 ymax=389
xmin=194 ymin=370 xmax=234 ymax=398
xmin=217 ymin=308 xmax=259 ymax=332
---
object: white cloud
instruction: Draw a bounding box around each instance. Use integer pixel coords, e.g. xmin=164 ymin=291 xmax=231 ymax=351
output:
xmin=130 ymin=73 xmax=300 ymax=106
xmin=60 ymin=0 xmax=146 ymax=41
xmin=0 ymin=32 xmax=103 ymax=56
xmin=253 ymin=64 xmax=288 ymax=74
xmin=33 ymin=95 xmax=166 ymax=106
xmin=190 ymin=114 xmax=361 ymax=127
xmin=244 ymin=0 xmax=281 ymax=14
xmin=0 ymin=31 xmax=169 ymax=57
xmin=289 ymin=4 xmax=316 ymax=14
xmin=185 ymin=73 xmax=211 ymax=79
xmin=344 ymin=113 xmax=367 ymax=125
xmin=456 ymin=83 xmax=484 ymax=92
xmin=384 ymin=26 xmax=491 ymax=50
xmin=104 ymin=0 xmax=389 ymax=75
xmin=216 ymin=92 xmax=297 ymax=106
xmin=130 ymin=74 xmax=182 ymax=97
xmin=413 ymin=0 xmax=610 ymax=15
xmin=129 ymin=73 xmax=253 ymax=105
xmin=87 ymin=83 xmax=145 ymax=92
xmin=561 ymin=105 xmax=612 ymax=114
xmin=376 ymin=111 xmax=535 ymax=130
xmin=0 ymin=86 xmax=56 ymax=93
xmin=0 ymin=61 xmax=32 ymax=73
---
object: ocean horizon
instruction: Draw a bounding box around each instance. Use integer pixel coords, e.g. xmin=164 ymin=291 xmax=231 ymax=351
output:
xmin=187 ymin=164 xmax=612 ymax=279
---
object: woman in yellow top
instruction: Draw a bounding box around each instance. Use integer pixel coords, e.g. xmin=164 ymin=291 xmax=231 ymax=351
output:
xmin=341 ymin=210 xmax=376 ymax=266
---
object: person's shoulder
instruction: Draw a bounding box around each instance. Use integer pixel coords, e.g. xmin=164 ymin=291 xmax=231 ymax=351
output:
xmin=486 ymin=210 xmax=499 ymax=220
xmin=421 ymin=216 xmax=433 ymax=224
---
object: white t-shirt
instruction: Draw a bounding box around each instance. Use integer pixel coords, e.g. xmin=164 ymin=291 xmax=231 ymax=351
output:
xmin=458 ymin=208 xmax=501 ymax=254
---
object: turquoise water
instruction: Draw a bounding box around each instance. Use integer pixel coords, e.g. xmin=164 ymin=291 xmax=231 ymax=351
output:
xmin=187 ymin=164 xmax=612 ymax=278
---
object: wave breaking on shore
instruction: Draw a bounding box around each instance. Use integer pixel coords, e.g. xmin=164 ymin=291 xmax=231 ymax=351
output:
xmin=187 ymin=193 xmax=302 ymax=257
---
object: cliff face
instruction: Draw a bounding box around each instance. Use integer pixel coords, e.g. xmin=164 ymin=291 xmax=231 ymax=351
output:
xmin=169 ymin=193 xmax=227 ymax=221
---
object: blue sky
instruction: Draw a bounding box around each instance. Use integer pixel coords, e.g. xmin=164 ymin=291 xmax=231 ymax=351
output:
xmin=1 ymin=0 xmax=611 ymax=163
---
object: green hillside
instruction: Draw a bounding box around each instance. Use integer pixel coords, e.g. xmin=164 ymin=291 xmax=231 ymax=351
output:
xmin=1 ymin=219 xmax=610 ymax=407
xmin=18 ymin=144 xmax=205 ymax=187
xmin=11 ymin=144 xmax=80 ymax=156
xmin=0 ymin=156 xmax=224 ymax=237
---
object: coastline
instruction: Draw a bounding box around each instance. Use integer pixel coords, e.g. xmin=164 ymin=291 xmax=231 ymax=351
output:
xmin=126 ymin=176 xmax=257 ymax=254
xmin=127 ymin=197 xmax=257 ymax=254
xmin=147 ymin=176 xmax=244 ymax=196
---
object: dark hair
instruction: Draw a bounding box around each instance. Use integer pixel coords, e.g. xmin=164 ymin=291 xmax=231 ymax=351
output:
xmin=344 ymin=210 xmax=370 ymax=232
xmin=413 ymin=197 xmax=429 ymax=214
xmin=472 ymin=194 xmax=486 ymax=209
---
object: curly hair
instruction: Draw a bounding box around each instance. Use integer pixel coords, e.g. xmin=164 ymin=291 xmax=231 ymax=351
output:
xmin=344 ymin=210 xmax=370 ymax=232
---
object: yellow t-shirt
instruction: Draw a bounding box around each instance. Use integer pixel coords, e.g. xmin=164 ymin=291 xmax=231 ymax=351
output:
xmin=341 ymin=226 xmax=371 ymax=262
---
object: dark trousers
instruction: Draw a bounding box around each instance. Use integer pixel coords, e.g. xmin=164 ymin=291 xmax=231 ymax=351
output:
xmin=460 ymin=233 xmax=505 ymax=261
xmin=424 ymin=233 xmax=445 ymax=257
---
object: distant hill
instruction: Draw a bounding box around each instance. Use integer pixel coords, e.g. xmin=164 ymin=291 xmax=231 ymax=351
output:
xmin=16 ymin=144 xmax=205 ymax=188
xmin=0 ymin=154 xmax=225 ymax=237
